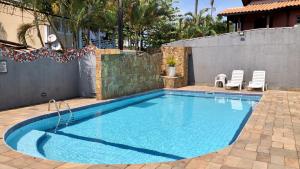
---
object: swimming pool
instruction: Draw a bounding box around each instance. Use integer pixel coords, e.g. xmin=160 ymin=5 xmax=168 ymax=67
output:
xmin=4 ymin=90 xmax=261 ymax=164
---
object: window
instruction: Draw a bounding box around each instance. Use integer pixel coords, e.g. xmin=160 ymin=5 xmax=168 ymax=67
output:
xmin=297 ymin=16 xmax=300 ymax=24
xmin=254 ymin=17 xmax=267 ymax=29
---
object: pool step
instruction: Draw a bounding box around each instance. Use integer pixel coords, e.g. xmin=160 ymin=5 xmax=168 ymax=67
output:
xmin=17 ymin=130 xmax=46 ymax=158
xmin=37 ymin=131 xmax=149 ymax=163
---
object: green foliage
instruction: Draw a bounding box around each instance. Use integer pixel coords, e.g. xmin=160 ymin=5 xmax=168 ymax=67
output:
xmin=14 ymin=0 xmax=117 ymax=48
xmin=17 ymin=23 xmax=35 ymax=45
xmin=178 ymin=9 xmax=227 ymax=39
xmin=123 ymin=0 xmax=177 ymax=50
xmin=145 ymin=21 xmax=178 ymax=48
xmin=48 ymin=0 xmax=117 ymax=47
xmin=166 ymin=56 xmax=176 ymax=67
xmin=13 ymin=0 xmax=230 ymax=50
xmin=122 ymin=1 xmax=229 ymax=49
xmin=14 ymin=0 xmax=46 ymax=47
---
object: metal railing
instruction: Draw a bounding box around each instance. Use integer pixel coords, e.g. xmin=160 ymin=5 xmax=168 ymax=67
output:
xmin=48 ymin=99 xmax=73 ymax=133
xmin=58 ymin=101 xmax=74 ymax=126
xmin=48 ymin=99 xmax=61 ymax=133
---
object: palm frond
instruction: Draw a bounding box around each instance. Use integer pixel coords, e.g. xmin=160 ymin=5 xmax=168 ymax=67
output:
xmin=0 ymin=22 xmax=7 ymax=40
xmin=17 ymin=23 xmax=35 ymax=45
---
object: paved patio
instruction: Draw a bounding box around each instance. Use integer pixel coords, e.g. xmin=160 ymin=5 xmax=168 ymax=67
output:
xmin=0 ymin=86 xmax=299 ymax=169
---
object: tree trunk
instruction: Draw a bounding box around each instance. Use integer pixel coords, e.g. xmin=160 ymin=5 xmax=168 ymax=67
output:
xmin=32 ymin=0 xmax=44 ymax=47
xmin=63 ymin=22 xmax=68 ymax=47
xmin=195 ymin=0 xmax=199 ymax=15
xmin=76 ymin=26 xmax=81 ymax=48
xmin=46 ymin=16 xmax=65 ymax=49
xmin=112 ymin=29 xmax=116 ymax=48
xmin=139 ymin=31 xmax=143 ymax=51
xmin=33 ymin=12 xmax=44 ymax=47
xmin=117 ymin=0 xmax=124 ymax=50
xmin=210 ymin=0 xmax=214 ymax=16
xmin=73 ymin=33 xmax=77 ymax=49
xmin=134 ymin=32 xmax=139 ymax=51
xmin=129 ymin=28 xmax=133 ymax=49
xmin=83 ymin=29 xmax=90 ymax=46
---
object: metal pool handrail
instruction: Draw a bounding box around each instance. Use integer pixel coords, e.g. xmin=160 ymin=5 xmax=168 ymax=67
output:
xmin=48 ymin=99 xmax=61 ymax=133
xmin=58 ymin=101 xmax=73 ymax=126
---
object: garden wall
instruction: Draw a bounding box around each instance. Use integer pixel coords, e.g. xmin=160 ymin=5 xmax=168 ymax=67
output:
xmin=0 ymin=57 xmax=79 ymax=110
xmin=161 ymin=46 xmax=191 ymax=88
xmin=96 ymin=52 xmax=162 ymax=99
xmin=78 ymin=49 xmax=120 ymax=97
xmin=165 ymin=26 xmax=300 ymax=90
xmin=0 ymin=48 xmax=121 ymax=110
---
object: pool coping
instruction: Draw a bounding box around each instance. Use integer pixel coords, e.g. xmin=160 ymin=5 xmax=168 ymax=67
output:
xmin=0 ymin=86 xmax=299 ymax=169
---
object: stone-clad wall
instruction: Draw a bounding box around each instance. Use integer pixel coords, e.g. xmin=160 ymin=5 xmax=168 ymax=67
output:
xmin=80 ymin=48 xmax=120 ymax=98
xmin=95 ymin=49 xmax=121 ymax=100
xmin=161 ymin=46 xmax=192 ymax=87
xmin=96 ymin=52 xmax=163 ymax=100
xmin=95 ymin=49 xmax=120 ymax=56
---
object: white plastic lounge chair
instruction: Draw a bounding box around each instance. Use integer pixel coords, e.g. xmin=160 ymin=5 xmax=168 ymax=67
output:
xmin=248 ymin=70 xmax=267 ymax=91
xmin=226 ymin=70 xmax=244 ymax=91
xmin=214 ymin=74 xmax=227 ymax=88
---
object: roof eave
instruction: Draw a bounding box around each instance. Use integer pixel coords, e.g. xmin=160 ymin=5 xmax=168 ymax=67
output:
xmin=219 ymin=5 xmax=300 ymax=17
xmin=242 ymin=0 xmax=251 ymax=6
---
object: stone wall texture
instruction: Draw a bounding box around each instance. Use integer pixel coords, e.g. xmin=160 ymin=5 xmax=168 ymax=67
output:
xmin=79 ymin=48 xmax=121 ymax=98
xmin=95 ymin=49 xmax=121 ymax=100
xmin=96 ymin=52 xmax=163 ymax=100
xmin=95 ymin=49 xmax=121 ymax=56
xmin=161 ymin=46 xmax=191 ymax=87
xmin=161 ymin=76 xmax=185 ymax=88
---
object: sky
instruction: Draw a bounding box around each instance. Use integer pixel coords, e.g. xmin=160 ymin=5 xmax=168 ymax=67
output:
xmin=175 ymin=0 xmax=243 ymax=15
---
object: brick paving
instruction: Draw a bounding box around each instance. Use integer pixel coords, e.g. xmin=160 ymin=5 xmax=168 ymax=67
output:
xmin=0 ymin=86 xmax=299 ymax=169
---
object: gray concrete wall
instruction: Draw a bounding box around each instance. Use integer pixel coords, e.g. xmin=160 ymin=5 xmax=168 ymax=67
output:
xmin=0 ymin=57 xmax=80 ymax=110
xmin=78 ymin=53 xmax=96 ymax=98
xmin=165 ymin=26 xmax=300 ymax=90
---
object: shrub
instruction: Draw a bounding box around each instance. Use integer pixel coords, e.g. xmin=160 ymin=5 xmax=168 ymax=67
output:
xmin=166 ymin=56 xmax=176 ymax=67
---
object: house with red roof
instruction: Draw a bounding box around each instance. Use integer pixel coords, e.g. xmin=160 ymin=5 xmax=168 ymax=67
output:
xmin=219 ymin=0 xmax=300 ymax=31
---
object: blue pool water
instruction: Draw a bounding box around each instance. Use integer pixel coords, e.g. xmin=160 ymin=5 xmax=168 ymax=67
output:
xmin=5 ymin=90 xmax=261 ymax=164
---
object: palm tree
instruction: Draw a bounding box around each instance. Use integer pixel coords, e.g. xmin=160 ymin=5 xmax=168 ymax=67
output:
xmin=17 ymin=23 xmax=40 ymax=46
xmin=14 ymin=0 xmax=65 ymax=48
xmin=32 ymin=0 xmax=44 ymax=47
xmin=15 ymin=0 xmax=45 ymax=47
xmin=15 ymin=0 xmax=117 ymax=49
xmin=184 ymin=8 xmax=209 ymax=27
xmin=13 ymin=0 xmax=178 ymax=50
xmin=181 ymin=8 xmax=216 ymax=39
xmin=48 ymin=0 xmax=116 ymax=48
xmin=124 ymin=0 xmax=174 ymax=50
xmin=125 ymin=0 xmax=157 ymax=50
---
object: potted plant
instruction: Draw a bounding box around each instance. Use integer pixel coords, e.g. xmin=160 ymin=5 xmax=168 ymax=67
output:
xmin=166 ymin=56 xmax=176 ymax=77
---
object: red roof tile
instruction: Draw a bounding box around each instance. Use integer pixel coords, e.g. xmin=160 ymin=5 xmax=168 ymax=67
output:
xmin=219 ymin=0 xmax=300 ymax=16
